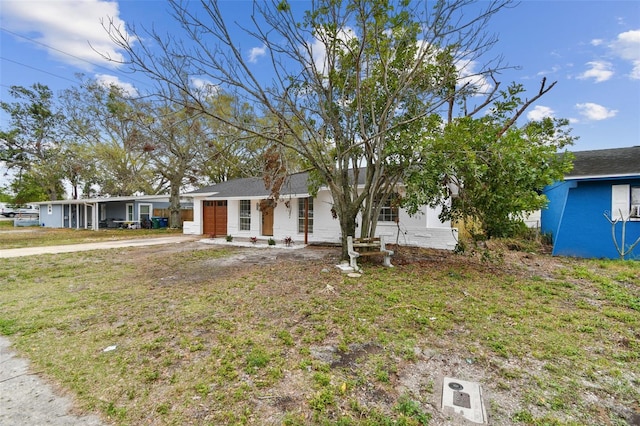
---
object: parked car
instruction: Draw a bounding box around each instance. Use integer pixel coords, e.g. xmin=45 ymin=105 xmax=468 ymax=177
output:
xmin=17 ymin=205 xmax=40 ymax=216
xmin=1 ymin=204 xmax=40 ymax=217
xmin=0 ymin=204 xmax=17 ymax=217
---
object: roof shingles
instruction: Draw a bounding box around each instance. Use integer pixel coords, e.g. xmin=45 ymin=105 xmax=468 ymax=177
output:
xmin=566 ymin=146 xmax=640 ymax=178
xmin=188 ymin=171 xmax=311 ymax=197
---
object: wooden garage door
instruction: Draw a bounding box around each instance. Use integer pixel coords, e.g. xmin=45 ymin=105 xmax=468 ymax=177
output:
xmin=203 ymin=200 xmax=227 ymax=237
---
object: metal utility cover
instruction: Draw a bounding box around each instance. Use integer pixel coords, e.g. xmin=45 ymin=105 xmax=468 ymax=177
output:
xmin=441 ymin=377 xmax=487 ymax=424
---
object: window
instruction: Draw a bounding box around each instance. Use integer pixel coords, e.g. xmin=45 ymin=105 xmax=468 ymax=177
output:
xmin=239 ymin=200 xmax=251 ymax=231
xmin=612 ymin=184 xmax=640 ymax=220
xmin=632 ymin=187 xmax=640 ymax=218
xmin=298 ymin=198 xmax=313 ymax=233
xmin=377 ymin=193 xmax=399 ymax=223
xmin=126 ymin=203 xmax=134 ymax=221
xmin=139 ymin=204 xmax=152 ymax=221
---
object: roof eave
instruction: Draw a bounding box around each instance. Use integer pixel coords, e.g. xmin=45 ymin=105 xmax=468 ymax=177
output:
xmin=565 ymin=173 xmax=640 ymax=181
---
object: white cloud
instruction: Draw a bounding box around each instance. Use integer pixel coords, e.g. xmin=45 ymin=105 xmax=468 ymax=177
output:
xmin=248 ymin=45 xmax=266 ymax=63
xmin=94 ymin=74 xmax=138 ymax=97
xmin=455 ymin=59 xmax=493 ymax=95
xmin=578 ymin=61 xmax=614 ymax=83
xmin=1 ymin=0 xmax=133 ymax=71
xmin=190 ymin=77 xmax=219 ymax=96
xmin=610 ymin=29 xmax=640 ymax=80
xmin=575 ymin=102 xmax=618 ymax=121
xmin=536 ymin=65 xmax=561 ymax=77
xmin=527 ymin=105 xmax=555 ymax=121
xmin=590 ymin=39 xmax=604 ymax=47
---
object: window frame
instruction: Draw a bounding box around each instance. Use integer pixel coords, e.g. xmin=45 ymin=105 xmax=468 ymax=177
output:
xmin=298 ymin=197 xmax=313 ymax=234
xmin=138 ymin=203 xmax=152 ymax=222
xmin=239 ymin=199 xmax=251 ymax=231
xmin=377 ymin=193 xmax=399 ymax=223
xmin=126 ymin=203 xmax=134 ymax=222
xmin=612 ymin=184 xmax=640 ymax=221
xmin=631 ymin=186 xmax=640 ymax=219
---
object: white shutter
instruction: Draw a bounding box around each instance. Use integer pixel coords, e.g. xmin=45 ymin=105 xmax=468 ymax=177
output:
xmin=611 ymin=184 xmax=630 ymax=220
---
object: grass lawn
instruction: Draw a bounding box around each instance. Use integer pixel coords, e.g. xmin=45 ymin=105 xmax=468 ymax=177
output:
xmin=0 ymin=229 xmax=638 ymax=425
xmin=0 ymin=221 xmax=182 ymax=249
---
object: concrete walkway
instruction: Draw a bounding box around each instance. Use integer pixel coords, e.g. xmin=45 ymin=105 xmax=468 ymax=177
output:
xmin=0 ymin=235 xmax=197 ymax=258
xmin=0 ymin=337 xmax=106 ymax=425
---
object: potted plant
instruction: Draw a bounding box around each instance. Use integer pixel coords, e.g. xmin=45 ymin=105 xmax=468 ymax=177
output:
xmin=250 ymin=236 xmax=258 ymax=244
xmin=226 ymin=234 xmax=233 ymax=242
xmin=267 ymin=238 xmax=276 ymax=246
xmin=283 ymin=236 xmax=293 ymax=247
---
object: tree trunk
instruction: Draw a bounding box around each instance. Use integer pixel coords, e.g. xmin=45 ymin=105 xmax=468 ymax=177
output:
xmin=328 ymin=180 xmax=359 ymax=260
xmin=169 ymin=180 xmax=181 ymax=228
xmin=338 ymin=206 xmax=358 ymax=260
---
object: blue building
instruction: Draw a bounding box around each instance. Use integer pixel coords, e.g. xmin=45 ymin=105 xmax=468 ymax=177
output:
xmin=35 ymin=195 xmax=192 ymax=230
xmin=541 ymin=147 xmax=640 ymax=260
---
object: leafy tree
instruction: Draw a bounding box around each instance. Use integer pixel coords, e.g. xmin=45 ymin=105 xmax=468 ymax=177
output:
xmin=402 ymin=83 xmax=575 ymax=239
xmin=61 ymin=79 xmax=156 ymax=196
xmin=0 ymin=83 xmax=66 ymax=201
xmin=9 ymin=170 xmax=64 ymax=205
xmin=137 ymin=90 xmax=231 ymax=227
xmin=60 ymin=140 xmax=99 ymax=199
xmin=195 ymin=93 xmax=270 ymax=184
xmin=105 ymin=0 xmax=572 ymax=255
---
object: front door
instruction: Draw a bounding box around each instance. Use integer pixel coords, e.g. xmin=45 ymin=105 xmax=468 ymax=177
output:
xmin=203 ymin=200 xmax=228 ymax=236
xmin=261 ymin=204 xmax=274 ymax=236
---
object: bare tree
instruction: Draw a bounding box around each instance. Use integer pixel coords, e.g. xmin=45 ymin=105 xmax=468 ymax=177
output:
xmin=104 ymin=0 xmax=560 ymax=256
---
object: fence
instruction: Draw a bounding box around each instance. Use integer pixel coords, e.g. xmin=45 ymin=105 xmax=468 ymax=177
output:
xmin=153 ymin=208 xmax=193 ymax=227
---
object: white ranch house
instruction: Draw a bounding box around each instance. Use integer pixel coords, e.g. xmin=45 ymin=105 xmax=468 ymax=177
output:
xmin=183 ymin=171 xmax=458 ymax=250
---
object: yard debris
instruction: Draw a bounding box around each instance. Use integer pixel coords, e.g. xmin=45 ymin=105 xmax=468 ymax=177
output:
xmin=322 ymin=284 xmax=337 ymax=294
xmin=102 ymin=345 xmax=117 ymax=352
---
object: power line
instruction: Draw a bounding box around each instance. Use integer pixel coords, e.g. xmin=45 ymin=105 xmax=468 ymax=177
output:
xmin=0 ymin=56 xmax=79 ymax=84
xmin=0 ymin=26 xmax=152 ymax=89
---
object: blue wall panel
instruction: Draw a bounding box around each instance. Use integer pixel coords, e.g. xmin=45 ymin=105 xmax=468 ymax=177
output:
xmin=541 ymin=181 xmax=573 ymax=238
xmin=552 ymin=179 xmax=640 ymax=259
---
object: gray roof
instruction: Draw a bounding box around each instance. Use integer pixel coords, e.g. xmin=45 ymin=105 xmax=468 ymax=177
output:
xmin=566 ymin=146 xmax=640 ymax=179
xmin=33 ymin=195 xmax=173 ymax=205
xmin=188 ymin=171 xmax=312 ymax=197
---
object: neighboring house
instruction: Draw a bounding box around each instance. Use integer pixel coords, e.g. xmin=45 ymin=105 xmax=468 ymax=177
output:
xmin=182 ymin=171 xmax=458 ymax=250
xmin=35 ymin=195 xmax=193 ymax=230
xmin=541 ymin=146 xmax=640 ymax=259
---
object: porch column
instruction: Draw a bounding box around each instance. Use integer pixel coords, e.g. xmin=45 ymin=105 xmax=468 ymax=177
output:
xmin=94 ymin=203 xmax=99 ymax=230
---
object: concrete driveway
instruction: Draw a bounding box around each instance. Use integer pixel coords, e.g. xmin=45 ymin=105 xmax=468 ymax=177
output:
xmin=0 ymin=235 xmax=198 ymax=258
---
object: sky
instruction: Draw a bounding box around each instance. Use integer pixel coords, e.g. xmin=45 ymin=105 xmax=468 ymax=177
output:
xmin=1 ymin=0 xmax=639 ymax=157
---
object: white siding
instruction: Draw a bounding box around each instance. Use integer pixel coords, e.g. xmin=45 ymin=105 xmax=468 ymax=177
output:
xmin=185 ymin=188 xmax=458 ymax=250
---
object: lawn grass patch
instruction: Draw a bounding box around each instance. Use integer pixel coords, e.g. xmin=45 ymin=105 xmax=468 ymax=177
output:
xmin=0 ymin=226 xmax=182 ymax=249
xmin=0 ymin=242 xmax=638 ymax=425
